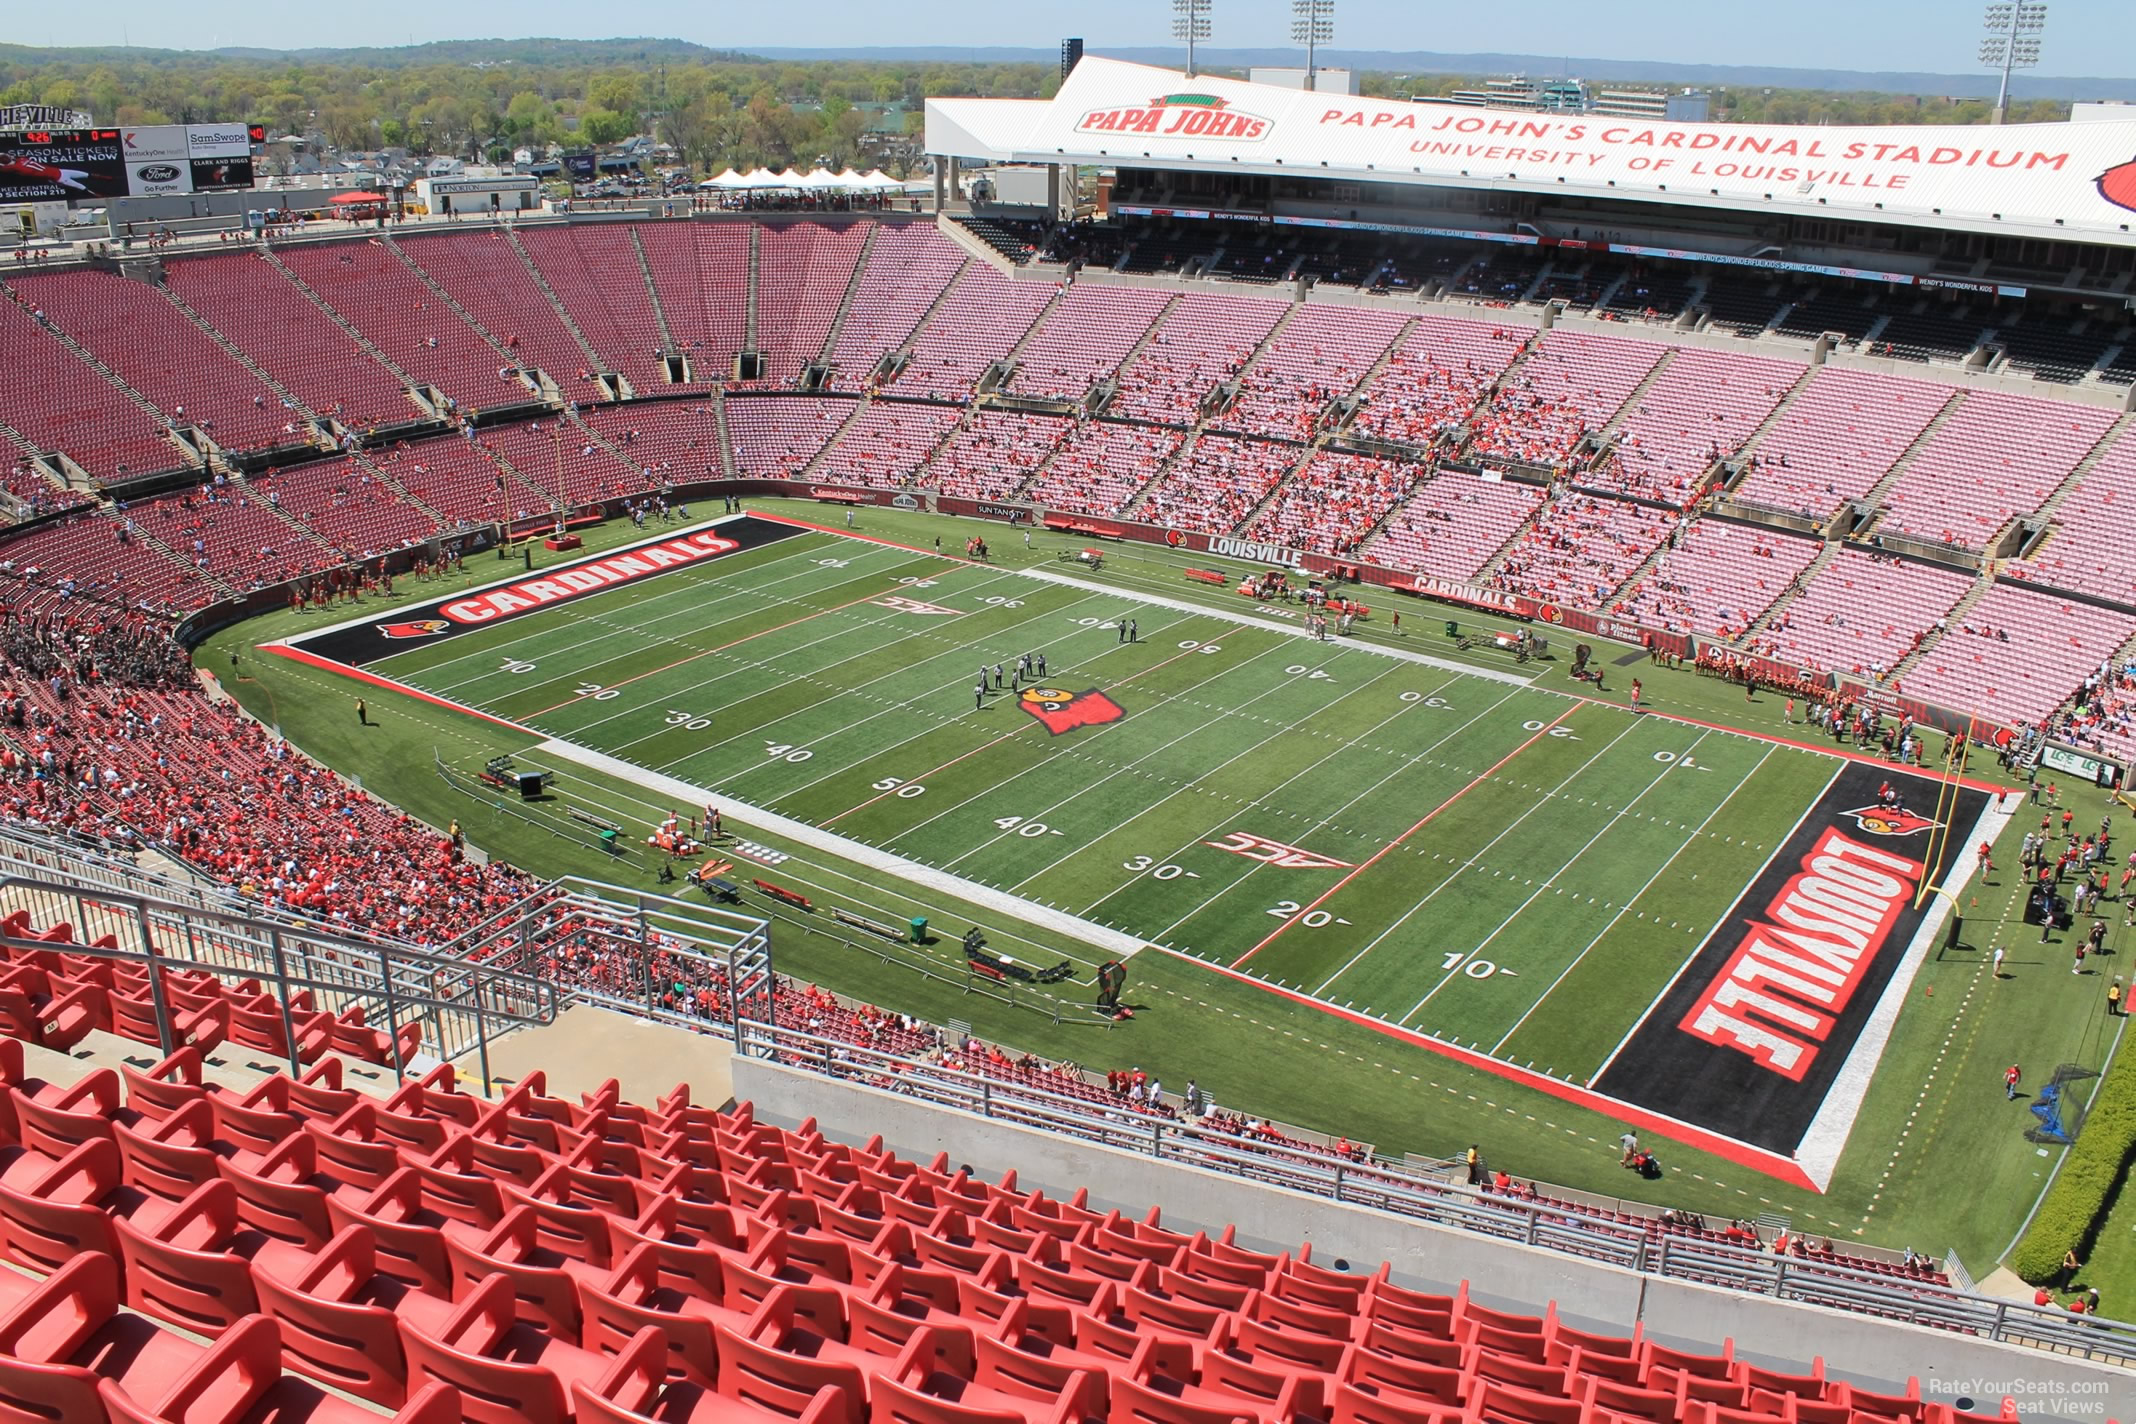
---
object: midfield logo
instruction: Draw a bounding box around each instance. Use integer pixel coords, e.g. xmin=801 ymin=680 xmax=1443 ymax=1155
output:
xmin=1018 ymin=687 xmax=1125 ymax=736
xmin=873 ymin=595 xmax=963 ymax=616
xmin=1204 ymin=831 xmax=1356 ymax=870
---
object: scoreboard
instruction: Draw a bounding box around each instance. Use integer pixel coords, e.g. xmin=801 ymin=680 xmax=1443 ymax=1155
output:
xmin=0 ymin=125 xmax=260 ymax=203
xmin=0 ymin=129 xmax=127 ymax=201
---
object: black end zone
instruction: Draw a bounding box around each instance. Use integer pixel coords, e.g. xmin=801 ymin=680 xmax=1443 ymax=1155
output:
xmin=1594 ymin=760 xmax=1990 ymax=1156
xmin=288 ymin=517 xmax=802 ymax=669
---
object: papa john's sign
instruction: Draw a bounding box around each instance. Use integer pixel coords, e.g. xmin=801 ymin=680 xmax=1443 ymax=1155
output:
xmin=1076 ymin=93 xmax=1272 ymax=142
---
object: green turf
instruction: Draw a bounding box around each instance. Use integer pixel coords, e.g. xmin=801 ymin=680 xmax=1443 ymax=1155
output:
xmin=204 ymin=501 xmax=2133 ymax=1280
xmin=355 ymin=523 xmax=1857 ymax=1091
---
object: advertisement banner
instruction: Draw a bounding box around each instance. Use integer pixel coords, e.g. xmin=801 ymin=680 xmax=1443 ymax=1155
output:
xmin=187 ymin=154 xmax=254 ymax=191
xmin=122 ymin=125 xmax=192 ymax=195
xmin=185 ymin=125 xmax=255 ymax=192
xmin=0 ymin=130 xmax=127 ymax=202
xmin=0 ymin=105 xmax=95 ymax=131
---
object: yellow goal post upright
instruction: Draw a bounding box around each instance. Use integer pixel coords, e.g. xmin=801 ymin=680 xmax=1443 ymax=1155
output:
xmin=1913 ymin=720 xmax=1974 ymax=921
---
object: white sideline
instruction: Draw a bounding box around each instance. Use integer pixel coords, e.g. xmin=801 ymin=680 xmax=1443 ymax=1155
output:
xmin=1793 ymin=787 xmax=2015 ymax=1192
xmin=1012 ymin=564 xmax=1537 ymax=688
xmin=534 ymin=739 xmax=1148 ymax=960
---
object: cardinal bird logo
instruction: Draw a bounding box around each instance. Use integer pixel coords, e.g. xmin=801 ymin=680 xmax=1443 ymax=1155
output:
xmin=1838 ymin=804 xmax=1941 ymax=838
xmin=2099 ymin=155 xmax=2136 ymax=214
xmin=377 ymin=619 xmax=450 ymax=639
xmin=1018 ymin=687 xmax=1125 ymax=736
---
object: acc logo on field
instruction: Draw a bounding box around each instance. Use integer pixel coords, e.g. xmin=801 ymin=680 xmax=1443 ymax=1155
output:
xmin=377 ymin=619 xmax=450 ymax=639
xmin=1018 ymin=687 xmax=1125 ymax=736
xmin=1837 ymin=804 xmax=1941 ymax=837
xmin=1205 ymin=830 xmax=1356 ymax=870
xmin=873 ymin=595 xmax=963 ymax=616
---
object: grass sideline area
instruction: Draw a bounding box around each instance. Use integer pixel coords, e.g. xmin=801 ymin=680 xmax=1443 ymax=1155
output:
xmin=202 ymin=499 xmax=2129 ymax=1278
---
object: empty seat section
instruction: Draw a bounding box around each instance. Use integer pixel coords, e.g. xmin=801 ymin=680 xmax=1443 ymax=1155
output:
xmin=825 ymin=226 xmax=968 ymax=391
xmin=165 ymin=251 xmax=412 ymax=429
xmin=815 ymin=403 xmax=964 ymax=490
xmin=1734 ymin=367 xmax=1952 ymax=518
xmin=754 ymin=224 xmax=869 ymax=386
xmin=1878 ymin=390 xmax=2119 ymax=551
xmin=922 ymin=412 xmax=1074 ymax=500
xmin=1600 ymin=349 xmax=1805 ymax=505
xmin=1467 ymin=329 xmax=1666 ymax=471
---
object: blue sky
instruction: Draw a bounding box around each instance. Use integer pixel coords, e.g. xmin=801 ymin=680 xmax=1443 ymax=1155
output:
xmin=22 ymin=0 xmax=2135 ymax=80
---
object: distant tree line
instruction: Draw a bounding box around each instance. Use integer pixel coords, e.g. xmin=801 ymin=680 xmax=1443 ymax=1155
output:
xmin=0 ymin=39 xmax=2073 ymax=187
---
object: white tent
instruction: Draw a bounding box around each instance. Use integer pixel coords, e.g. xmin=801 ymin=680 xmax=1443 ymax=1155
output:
xmin=799 ymin=168 xmax=846 ymax=190
xmin=860 ymin=169 xmax=901 ymax=191
xmin=740 ymin=167 xmax=783 ymax=188
xmin=773 ymin=167 xmax=809 ymax=187
xmin=700 ymin=168 xmax=747 ymax=189
xmin=833 ymin=168 xmax=870 ymax=189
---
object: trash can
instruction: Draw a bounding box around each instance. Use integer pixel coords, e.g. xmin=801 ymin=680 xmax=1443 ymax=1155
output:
xmin=909 ymin=916 xmax=928 ymax=944
xmin=599 ymin=828 xmax=619 ymax=851
xmin=1444 ymin=620 xmax=1459 ymax=637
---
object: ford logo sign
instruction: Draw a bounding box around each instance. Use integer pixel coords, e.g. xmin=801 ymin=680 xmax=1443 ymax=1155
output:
xmin=137 ymin=164 xmax=181 ymax=182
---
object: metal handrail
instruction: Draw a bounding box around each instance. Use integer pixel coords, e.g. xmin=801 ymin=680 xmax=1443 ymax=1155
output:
xmin=733 ymin=1018 xmax=2136 ymax=1366
xmin=0 ymin=875 xmax=561 ymax=1087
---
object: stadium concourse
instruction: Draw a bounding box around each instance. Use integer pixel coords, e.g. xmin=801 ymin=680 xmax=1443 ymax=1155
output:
xmin=2 ymin=74 xmax=2136 ymax=1407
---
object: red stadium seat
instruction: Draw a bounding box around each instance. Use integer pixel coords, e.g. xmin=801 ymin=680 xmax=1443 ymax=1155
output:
xmin=252 ymin=1222 xmax=450 ymax=1406
xmin=400 ymin=1272 xmax=612 ymax=1424
xmin=572 ymin=1323 xmax=854 ymax=1424
xmin=95 ymin=1315 xmax=464 ymax=1424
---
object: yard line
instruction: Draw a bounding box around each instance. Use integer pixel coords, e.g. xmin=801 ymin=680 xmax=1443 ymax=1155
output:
xmin=729 ymin=593 xmax=1156 ymax=803
xmin=409 ymin=538 xmax=884 ymax=694
xmin=1585 ymin=758 xmax=1844 ymax=1086
xmin=820 ymin=624 xmax=1224 ymax=828
xmin=472 ymin=550 xmax=936 ymax=708
xmin=1141 ymin=682 xmax=1528 ymax=940
xmin=936 ymin=642 xmax=1360 ymax=873
xmin=1229 ymin=703 xmax=1576 ymax=970
xmin=1397 ymin=727 xmax=1713 ymax=1023
xmin=1012 ymin=661 xmax=1440 ymax=894
xmin=1306 ymin=714 xmax=1652 ymax=996
xmin=893 ymin=635 xmax=1300 ymax=853
xmin=549 ymin=566 xmax=1041 ymax=750
xmin=523 ymin=576 xmax=936 ymax=719
xmin=617 ymin=577 xmax=1103 ymax=767
xmin=1490 ymin=741 xmax=1777 ymax=1057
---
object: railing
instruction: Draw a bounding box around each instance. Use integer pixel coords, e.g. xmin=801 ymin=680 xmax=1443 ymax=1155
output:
xmin=733 ymin=1018 xmax=2136 ymax=1366
xmin=0 ymin=874 xmax=562 ymax=1086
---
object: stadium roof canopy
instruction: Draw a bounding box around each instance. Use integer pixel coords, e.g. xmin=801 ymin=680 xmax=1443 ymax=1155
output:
xmin=927 ymin=57 xmax=2136 ymax=250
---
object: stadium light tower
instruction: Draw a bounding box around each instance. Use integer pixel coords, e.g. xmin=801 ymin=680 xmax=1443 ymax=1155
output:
xmin=1172 ymin=0 xmax=1212 ymax=79
xmin=1291 ymin=0 xmax=1335 ymax=89
xmin=1979 ymin=0 xmax=2046 ymax=125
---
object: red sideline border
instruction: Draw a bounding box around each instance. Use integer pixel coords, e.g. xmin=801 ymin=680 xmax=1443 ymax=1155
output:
xmin=1154 ymin=944 xmax=1824 ymax=1193
xmin=263 ymin=643 xmax=536 ymax=736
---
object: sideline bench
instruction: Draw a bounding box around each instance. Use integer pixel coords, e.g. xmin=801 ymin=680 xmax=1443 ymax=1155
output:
xmin=831 ymin=907 xmax=905 ymax=942
xmin=1184 ymin=568 xmax=1229 ymax=586
xmin=566 ymin=807 xmax=623 ymax=847
xmin=753 ymin=878 xmax=814 ymax=911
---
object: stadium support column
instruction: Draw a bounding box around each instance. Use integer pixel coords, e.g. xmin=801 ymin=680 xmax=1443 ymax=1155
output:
xmin=1048 ymin=165 xmax=1063 ymax=222
xmin=934 ymin=162 xmax=948 ymax=214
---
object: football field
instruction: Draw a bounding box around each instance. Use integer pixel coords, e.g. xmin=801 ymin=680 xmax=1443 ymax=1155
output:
xmin=283 ymin=516 xmax=1991 ymax=1184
